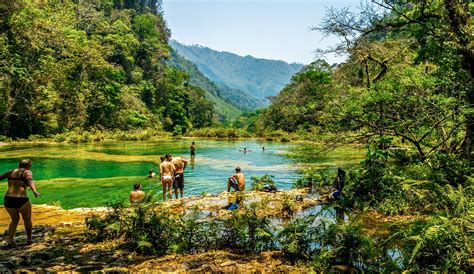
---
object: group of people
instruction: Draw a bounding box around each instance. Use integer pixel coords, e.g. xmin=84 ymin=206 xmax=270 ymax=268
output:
xmin=1 ymin=142 xmax=250 ymax=247
xmin=159 ymin=154 xmax=188 ymax=201
xmin=129 ymin=154 xmax=189 ymax=203
xmin=130 ymin=142 xmax=196 ymax=203
xmin=130 ymin=142 xmax=247 ymax=203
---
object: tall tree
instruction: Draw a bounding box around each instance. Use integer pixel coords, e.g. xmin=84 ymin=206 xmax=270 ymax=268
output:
xmin=317 ymin=0 xmax=473 ymax=159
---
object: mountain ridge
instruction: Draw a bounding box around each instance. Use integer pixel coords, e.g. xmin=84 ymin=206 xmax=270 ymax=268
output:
xmin=170 ymin=40 xmax=304 ymax=105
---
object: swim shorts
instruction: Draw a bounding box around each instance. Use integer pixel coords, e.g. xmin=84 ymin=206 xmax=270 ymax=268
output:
xmin=229 ymin=178 xmax=239 ymax=191
xmin=173 ymin=173 xmax=184 ymax=190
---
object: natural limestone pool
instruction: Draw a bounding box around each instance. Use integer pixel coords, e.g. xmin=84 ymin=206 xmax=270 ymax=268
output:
xmin=0 ymin=139 xmax=363 ymax=209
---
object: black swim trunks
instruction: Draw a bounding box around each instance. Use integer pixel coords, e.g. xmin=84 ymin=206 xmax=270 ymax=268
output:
xmin=4 ymin=196 xmax=29 ymax=209
xmin=229 ymin=178 xmax=239 ymax=191
xmin=173 ymin=173 xmax=184 ymax=190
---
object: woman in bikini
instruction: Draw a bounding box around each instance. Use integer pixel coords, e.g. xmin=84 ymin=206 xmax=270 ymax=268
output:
xmin=159 ymin=154 xmax=175 ymax=202
xmin=0 ymin=159 xmax=40 ymax=247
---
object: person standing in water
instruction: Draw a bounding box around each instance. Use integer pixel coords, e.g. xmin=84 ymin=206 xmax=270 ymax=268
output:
xmin=171 ymin=155 xmax=188 ymax=199
xmin=190 ymin=142 xmax=196 ymax=157
xmin=0 ymin=159 xmax=40 ymax=247
xmin=160 ymin=154 xmax=175 ymax=201
xmin=227 ymin=167 xmax=245 ymax=192
xmin=130 ymin=183 xmax=145 ymax=204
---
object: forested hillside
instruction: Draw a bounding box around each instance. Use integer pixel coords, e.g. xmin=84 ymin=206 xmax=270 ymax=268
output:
xmin=169 ymin=51 xmax=260 ymax=115
xmin=170 ymin=40 xmax=303 ymax=106
xmin=0 ymin=0 xmax=215 ymax=138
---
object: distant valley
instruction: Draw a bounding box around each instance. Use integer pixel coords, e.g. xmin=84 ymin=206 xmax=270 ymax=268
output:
xmin=170 ymin=40 xmax=303 ymax=112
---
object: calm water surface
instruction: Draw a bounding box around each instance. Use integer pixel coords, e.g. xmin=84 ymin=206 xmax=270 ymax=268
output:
xmin=0 ymin=139 xmax=362 ymax=208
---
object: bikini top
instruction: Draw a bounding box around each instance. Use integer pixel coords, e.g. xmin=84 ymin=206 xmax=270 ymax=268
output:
xmin=8 ymin=168 xmax=29 ymax=187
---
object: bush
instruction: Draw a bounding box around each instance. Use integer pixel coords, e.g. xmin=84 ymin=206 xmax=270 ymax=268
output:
xmin=187 ymin=127 xmax=252 ymax=138
xmin=172 ymin=125 xmax=183 ymax=136
xmin=294 ymin=168 xmax=332 ymax=189
xmin=220 ymin=201 xmax=274 ymax=253
xmin=281 ymin=192 xmax=296 ymax=217
xmin=86 ymin=200 xmax=275 ymax=255
xmin=250 ymin=174 xmax=276 ymax=191
xmin=278 ymin=212 xmax=380 ymax=271
xmin=425 ymin=153 xmax=471 ymax=186
xmin=393 ymin=213 xmax=472 ymax=272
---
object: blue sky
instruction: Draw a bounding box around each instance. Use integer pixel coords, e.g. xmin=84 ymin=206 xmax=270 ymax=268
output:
xmin=162 ymin=0 xmax=362 ymax=64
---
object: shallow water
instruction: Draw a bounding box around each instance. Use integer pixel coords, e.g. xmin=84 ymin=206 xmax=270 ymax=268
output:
xmin=0 ymin=139 xmax=363 ymax=209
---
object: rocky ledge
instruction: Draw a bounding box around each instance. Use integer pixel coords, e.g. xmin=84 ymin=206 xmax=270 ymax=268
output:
xmin=1 ymin=188 xmax=330 ymax=272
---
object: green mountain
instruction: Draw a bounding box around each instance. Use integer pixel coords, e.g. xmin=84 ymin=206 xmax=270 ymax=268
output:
xmin=169 ymin=51 xmax=242 ymax=119
xmin=170 ymin=40 xmax=303 ymax=104
xmin=169 ymin=50 xmax=264 ymax=116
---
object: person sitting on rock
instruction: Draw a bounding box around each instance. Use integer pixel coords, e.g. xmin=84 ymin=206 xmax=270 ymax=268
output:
xmin=227 ymin=167 xmax=245 ymax=192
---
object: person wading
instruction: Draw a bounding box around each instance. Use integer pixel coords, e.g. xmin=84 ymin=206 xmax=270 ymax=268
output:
xmin=190 ymin=141 xmax=196 ymax=157
xmin=160 ymin=154 xmax=175 ymax=201
xmin=130 ymin=183 xmax=145 ymax=204
xmin=0 ymin=159 xmax=40 ymax=248
xmin=170 ymin=155 xmax=188 ymax=199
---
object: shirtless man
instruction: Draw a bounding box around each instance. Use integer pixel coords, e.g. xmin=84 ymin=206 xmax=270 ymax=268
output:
xmin=159 ymin=154 xmax=175 ymax=201
xmin=130 ymin=183 xmax=145 ymax=204
xmin=227 ymin=167 xmax=245 ymax=192
xmin=170 ymin=155 xmax=188 ymax=199
xmin=0 ymin=159 xmax=40 ymax=247
xmin=190 ymin=142 xmax=196 ymax=157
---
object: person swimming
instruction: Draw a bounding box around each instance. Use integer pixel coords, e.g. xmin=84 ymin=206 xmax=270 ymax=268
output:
xmin=239 ymin=147 xmax=252 ymax=153
xmin=148 ymin=170 xmax=156 ymax=178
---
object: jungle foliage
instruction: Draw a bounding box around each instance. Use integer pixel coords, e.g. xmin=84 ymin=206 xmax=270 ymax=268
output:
xmin=0 ymin=0 xmax=215 ymax=138
xmin=256 ymin=1 xmax=474 ymax=270
xmin=86 ymin=195 xmax=472 ymax=272
xmin=258 ymin=0 xmax=473 ymax=162
xmin=259 ymin=1 xmax=473 ymax=212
